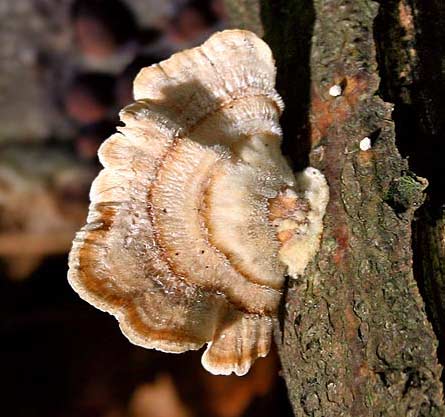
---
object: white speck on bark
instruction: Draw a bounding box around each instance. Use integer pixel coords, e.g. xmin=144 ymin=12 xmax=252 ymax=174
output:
xmin=359 ymin=137 xmax=372 ymax=151
xmin=329 ymin=85 xmax=342 ymax=97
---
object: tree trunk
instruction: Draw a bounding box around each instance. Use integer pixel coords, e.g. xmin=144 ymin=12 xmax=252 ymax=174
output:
xmin=226 ymin=0 xmax=444 ymax=415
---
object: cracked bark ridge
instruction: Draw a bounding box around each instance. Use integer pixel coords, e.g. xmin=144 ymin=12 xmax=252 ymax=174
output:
xmin=258 ymin=0 xmax=445 ymax=415
xmin=374 ymin=0 xmax=445 ymax=364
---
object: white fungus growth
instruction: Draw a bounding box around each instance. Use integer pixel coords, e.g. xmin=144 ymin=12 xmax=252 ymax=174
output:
xmin=360 ymin=137 xmax=372 ymax=151
xmin=329 ymin=84 xmax=342 ymax=97
xmin=67 ymin=29 xmax=329 ymax=377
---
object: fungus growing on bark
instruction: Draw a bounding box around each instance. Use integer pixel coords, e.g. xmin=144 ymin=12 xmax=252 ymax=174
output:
xmin=68 ymin=29 xmax=329 ymax=375
xmin=359 ymin=137 xmax=372 ymax=151
xmin=328 ymin=84 xmax=342 ymax=97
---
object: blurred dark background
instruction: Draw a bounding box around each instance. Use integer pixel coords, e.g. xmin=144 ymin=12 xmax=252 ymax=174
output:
xmin=0 ymin=1 xmax=293 ymax=416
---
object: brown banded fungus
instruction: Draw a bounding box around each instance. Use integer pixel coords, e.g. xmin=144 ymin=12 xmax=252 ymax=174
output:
xmin=68 ymin=29 xmax=329 ymax=375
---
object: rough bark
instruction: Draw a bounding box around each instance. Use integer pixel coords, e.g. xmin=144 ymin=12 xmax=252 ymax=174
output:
xmin=374 ymin=0 xmax=445 ymax=367
xmin=224 ymin=0 xmax=264 ymax=36
xmin=415 ymin=216 xmax=445 ymax=367
xmin=226 ymin=0 xmax=445 ymax=415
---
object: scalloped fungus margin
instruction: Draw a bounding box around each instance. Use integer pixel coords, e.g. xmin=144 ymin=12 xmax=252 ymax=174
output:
xmin=68 ymin=29 xmax=329 ymax=376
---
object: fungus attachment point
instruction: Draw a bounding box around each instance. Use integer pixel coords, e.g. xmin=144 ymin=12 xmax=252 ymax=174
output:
xmin=68 ymin=29 xmax=329 ymax=375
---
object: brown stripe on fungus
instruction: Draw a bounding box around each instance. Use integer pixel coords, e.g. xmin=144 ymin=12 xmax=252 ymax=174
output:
xmin=119 ymin=302 xmax=211 ymax=349
xmin=186 ymin=94 xmax=281 ymax=136
xmin=71 ymin=205 xmax=130 ymax=309
xmin=202 ymin=167 xmax=284 ymax=291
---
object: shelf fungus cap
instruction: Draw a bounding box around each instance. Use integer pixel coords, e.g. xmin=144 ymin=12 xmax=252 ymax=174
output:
xmin=68 ymin=29 xmax=329 ymax=376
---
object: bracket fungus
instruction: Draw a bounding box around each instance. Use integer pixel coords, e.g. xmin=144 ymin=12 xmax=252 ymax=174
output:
xmin=68 ymin=29 xmax=329 ymax=375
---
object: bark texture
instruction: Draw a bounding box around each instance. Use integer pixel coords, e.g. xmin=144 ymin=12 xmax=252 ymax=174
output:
xmin=415 ymin=217 xmax=445 ymax=365
xmin=224 ymin=0 xmax=264 ymax=36
xmin=224 ymin=0 xmax=445 ymax=415
xmin=374 ymin=0 xmax=445 ymax=364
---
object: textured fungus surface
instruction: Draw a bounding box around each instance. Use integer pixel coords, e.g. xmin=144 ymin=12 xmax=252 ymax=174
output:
xmin=68 ymin=30 xmax=329 ymax=375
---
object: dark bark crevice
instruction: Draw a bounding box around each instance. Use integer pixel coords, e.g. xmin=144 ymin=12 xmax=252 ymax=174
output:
xmin=261 ymin=0 xmax=315 ymax=171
